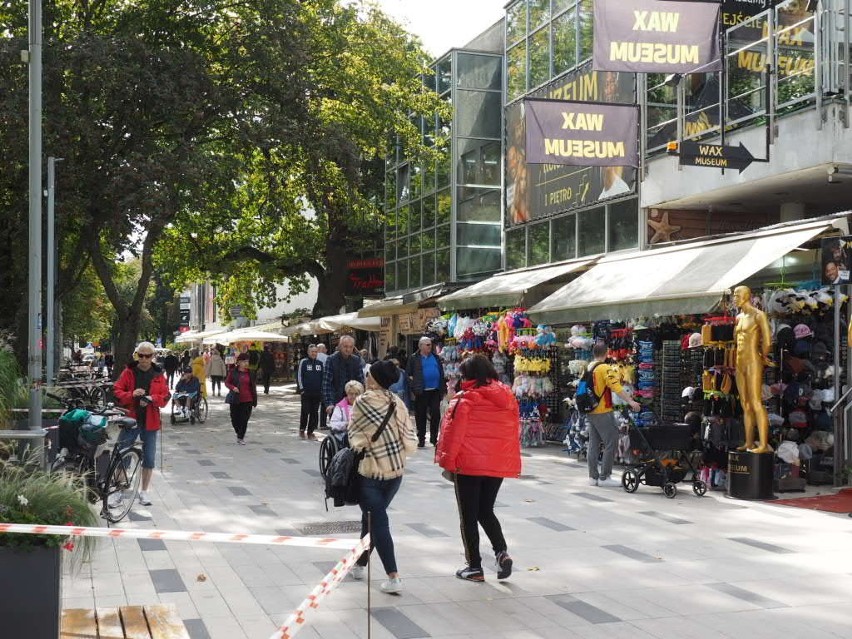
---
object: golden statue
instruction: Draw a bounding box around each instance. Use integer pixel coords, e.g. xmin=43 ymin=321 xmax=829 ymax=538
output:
xmin=733 ymin=285 xmax=773 ymax=453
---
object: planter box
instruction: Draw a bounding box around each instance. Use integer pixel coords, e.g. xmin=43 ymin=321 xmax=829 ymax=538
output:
xmin=0 ymin=544 xmax=62 ymax=638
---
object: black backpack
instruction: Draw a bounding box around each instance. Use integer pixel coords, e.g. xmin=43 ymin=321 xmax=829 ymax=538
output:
xmin=324 ymin=401 xmax=396 ymax=509
xmin=575 ymin=363 xmax=602 ymax=414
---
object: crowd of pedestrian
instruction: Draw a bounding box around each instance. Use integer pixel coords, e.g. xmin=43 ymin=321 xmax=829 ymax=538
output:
xmin=116 ymin=333 xmax=533 ymax=596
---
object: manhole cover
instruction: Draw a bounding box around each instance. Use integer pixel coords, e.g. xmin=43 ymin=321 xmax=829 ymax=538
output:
xmin=298 ymin=520 xmax=362 ymax=535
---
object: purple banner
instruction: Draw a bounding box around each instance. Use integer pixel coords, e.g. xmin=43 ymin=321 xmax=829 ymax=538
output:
xmin=524 ymin=100 xmax=638 ymax=167
xmin=593 ymin=0 xmax=722 ymax=73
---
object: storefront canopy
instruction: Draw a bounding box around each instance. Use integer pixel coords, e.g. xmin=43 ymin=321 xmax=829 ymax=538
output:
xmin=175 ymin=327 xmax=228 ymax=344
xmin=438 ymin=258 xmax=596 ymax=311
xmin=313 ymin=312 xmax=381 ymax=333
xmin=528 ymin=218 xmax=838 ymax=324
xmin=217 ymin=330 xmax=290 ymax=345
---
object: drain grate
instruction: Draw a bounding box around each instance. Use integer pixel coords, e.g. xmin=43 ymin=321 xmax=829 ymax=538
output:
xmin=298 ymin=520 xmax=362 ymax=535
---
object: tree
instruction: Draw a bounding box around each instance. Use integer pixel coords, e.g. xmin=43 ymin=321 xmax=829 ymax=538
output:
xmin=157 ymin=1 xmax=447 ymax=319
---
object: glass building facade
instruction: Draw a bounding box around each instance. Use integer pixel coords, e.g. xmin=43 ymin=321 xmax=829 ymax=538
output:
xmin=384 ymin=34 xmax=504 ymax=294
xmin=503 ymin=0 xmax=640 ymax=272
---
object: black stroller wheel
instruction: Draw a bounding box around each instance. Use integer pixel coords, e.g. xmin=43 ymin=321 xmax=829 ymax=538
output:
xmin=318 ymin=435 xmax=340 ymax=479
xmin=622 ymin=470 xmax=639 ymax=493
xmin=663 ymin=482 xmax=677 ymax=499
xmin=692 ymin=480 xmax=707 ymax=497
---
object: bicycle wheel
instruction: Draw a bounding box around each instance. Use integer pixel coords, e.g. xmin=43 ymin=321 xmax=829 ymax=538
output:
xmin=196 ymin=397 xmax=208 ymax=423
xmin=89 ymin=385 xmax=107 ymax=409
xmin=318 ymin=435 xmax=339 ymax=479
xmin=102 ymin=447 xmax=143 ymax=523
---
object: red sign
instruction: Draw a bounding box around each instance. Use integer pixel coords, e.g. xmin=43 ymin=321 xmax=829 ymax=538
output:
xmin=346 ymin=258 xmax=384 ymax=296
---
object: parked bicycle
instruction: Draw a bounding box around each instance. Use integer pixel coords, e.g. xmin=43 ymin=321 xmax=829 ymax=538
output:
xmin=47 ymin=392 xmax=143 ymax=524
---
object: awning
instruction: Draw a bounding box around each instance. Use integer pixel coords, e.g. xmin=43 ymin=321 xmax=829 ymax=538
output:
xmin=313 ymin=312 xmax=381 ymax=333
xmin=356 ymin=297 xmax=415 ymax=318
xmin=218 ymin=330 xmax=290 ymax=345
xmin=281 ymin=321 xmax=316 ymax=337
xmin=528 ymin=218 xmax=837 ymax=324
xmin=438 ymin=258 xmax=596 ymax=311
xmin=174 ymin=330 xmax=200 ymax=344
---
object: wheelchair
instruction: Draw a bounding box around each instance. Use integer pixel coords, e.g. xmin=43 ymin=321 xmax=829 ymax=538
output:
xmin=319 ymin=430 xmax=348 ymax=479
xmin=170 ymin=391 xmax=208 ymax=425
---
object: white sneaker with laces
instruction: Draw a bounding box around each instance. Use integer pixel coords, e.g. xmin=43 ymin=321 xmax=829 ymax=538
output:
xmin=138 ymin=491 xmax=153 ymax=506
xmin=380 ymin=577 xmax=403 ymax=594
xmin=350 ymin=565 xmax=366 ymax=581
xmin=598 ymin=477 xmax=622 ymax=488
xmin=587 ymin=478 xmax=598 ymax=486
xmin=108 ymin=492 xmax=124 ymax=508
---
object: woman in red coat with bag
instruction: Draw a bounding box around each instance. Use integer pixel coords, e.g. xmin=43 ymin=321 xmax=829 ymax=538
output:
xmin=435 ymin=354 xmax=521 ymax=583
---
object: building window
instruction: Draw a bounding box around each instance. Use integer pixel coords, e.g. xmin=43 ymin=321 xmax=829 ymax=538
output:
xmin=608 ymin=198 xmax=639 ymax=252
xmin=457 ymin=247 xmax=502 ymax=279
xmin=506 ymin=228 xmax=527 ymax=270
xmin=507 ymin=42 xmax=527 ymax=102
xmin=529 ymin=26 xmax=551 ymax=89
xmin=457 ymin=223 xmax=502 ymax=247
xmin=552 ymin=214 xmax=577 ymax=260
xmin=423 ymin=252 xmax=436 ymax=285
xmin=437 ymin=249 xmax=450 ymax=281
xmin=506 ymin=1 xmax=527 ymax=47
xmin=528 ymin=221 xmax=550 ymax=265
xmin=552 ymin=8 xmax=577 ymax=77
xmin=529 ymin=0 xmax=550 ymax=29
xmin=577 ymin=206 xmax=605 ymax=256
xmin=457 ymin=53 xmax=502 ymax=90
xmin=579 ymin=0 xmax=594 ymax=62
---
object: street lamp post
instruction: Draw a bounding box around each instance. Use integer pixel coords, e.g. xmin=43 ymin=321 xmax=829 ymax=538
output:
xmin=27 ymin=0 xmax=43 ymax=430
xmin=46 ymin=157 xmax=63 ymax=386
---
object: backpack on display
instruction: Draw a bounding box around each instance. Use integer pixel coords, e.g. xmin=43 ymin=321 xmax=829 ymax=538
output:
xmin=575 ymin=363 xmax=602 ymax=414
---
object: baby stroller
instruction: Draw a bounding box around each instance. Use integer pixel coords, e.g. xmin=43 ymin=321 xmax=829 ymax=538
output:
xmin=621 ymin=423 xmax=706 ymax=498
xmin=561 ymin=398 xmax=588 ymax=460
xmin=170 ymin=391 xmax=207 ymax=425
xmin=319 ymin=428 xmax=349 ymax=479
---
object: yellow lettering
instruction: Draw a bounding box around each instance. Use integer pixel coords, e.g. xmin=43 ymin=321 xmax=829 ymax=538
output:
xmin=633 ymin=10 xmax=680 ymax=32
xmin=610 ymin=41 xmax=699 ymax=65
xmin=542 ymin=139 xmax=626 ymax=159
xmin=561 ymin=112 xmax=605 ymax=131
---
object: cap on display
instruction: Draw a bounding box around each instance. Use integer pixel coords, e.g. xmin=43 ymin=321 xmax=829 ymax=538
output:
xmin=793 ymin=323 xmax=813 ymax=339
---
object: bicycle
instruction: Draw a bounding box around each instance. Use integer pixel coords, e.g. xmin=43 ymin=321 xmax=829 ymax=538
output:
xmin=47 ymin=392 xmax=143 ymax=524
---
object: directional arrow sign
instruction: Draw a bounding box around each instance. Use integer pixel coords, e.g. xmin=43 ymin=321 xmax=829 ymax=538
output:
xmin=678 ymin=141 xmax=755 ymax=173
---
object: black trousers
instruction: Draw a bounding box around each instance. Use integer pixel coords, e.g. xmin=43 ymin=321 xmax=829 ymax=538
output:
xmin=230 ymin=402 xmax=253 ymax=440
xmin=454 ymin=474 xmax=506 ymax=570
xmin=166 ymin=370 xmax=176 ymax=389
xmin=210 ymin=375 xmax=223 ymax=395
xmin=300 ymin=393 xmax=321 ymax=434
xmin=260 ymin=371 xmax=272 ymax=394
xmin=414 ymin=390 xmax=442 ymax=444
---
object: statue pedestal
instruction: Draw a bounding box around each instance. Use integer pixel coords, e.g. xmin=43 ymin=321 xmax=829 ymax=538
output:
xmin=727 ymin=451 xmax=774 ymax=500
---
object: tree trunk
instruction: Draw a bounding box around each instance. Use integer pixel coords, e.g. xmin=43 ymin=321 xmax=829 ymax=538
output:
xmin=112 ymin=310 xmax=143 ymax=379
xmin=312 ymin=230 xmax=351 ymax=317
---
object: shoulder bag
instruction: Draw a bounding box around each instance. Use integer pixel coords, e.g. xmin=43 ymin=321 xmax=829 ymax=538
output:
xmin=224 ymin=369 xmax=239 ymax=405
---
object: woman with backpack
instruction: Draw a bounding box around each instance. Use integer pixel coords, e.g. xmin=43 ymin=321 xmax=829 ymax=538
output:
xmin=435 ymin=354 xmax=521 ymax=583
xmin=347 ymin=360 xmax=417 ymax=594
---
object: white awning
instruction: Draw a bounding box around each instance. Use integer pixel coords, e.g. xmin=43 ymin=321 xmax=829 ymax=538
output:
xmin=438 ymin=258 xmax=596 ymax=311
xmin=313 ymin=312 xmax=381 ymax=333
xmin=528 ymin=218 xmax=837 ymax=324
xmin=218 ymin=330 xmax=290 ymax=345
xmin=174 ymin=330 xmax=200 ymax=344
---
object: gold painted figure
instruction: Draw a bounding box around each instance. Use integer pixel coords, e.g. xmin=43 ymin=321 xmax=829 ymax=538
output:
xmin=733 ymin=286 xmax=774 ymax=453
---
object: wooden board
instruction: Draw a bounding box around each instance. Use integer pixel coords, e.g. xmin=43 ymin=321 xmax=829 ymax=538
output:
xmin=96 ymin=607 xmax=126 ymax=639
xmin=121 ymin=605 xmax=152 ymax=639
xmin=61 ymin=608 xmax=99 ymax=639
xmin=144 ymin=604 xmax=191 ymax=639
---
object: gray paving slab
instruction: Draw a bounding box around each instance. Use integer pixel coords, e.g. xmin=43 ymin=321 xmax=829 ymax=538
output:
xmin=228 ymin=486 xmax=252 ymax=496
xmin=138 ymin=538 xmax=167 ymax=552
xmin=62 ymin=384 xmax=852 ymax=639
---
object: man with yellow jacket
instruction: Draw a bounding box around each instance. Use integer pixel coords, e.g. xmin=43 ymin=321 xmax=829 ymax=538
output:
xmin=586 ymin=342 xmax=640 ymax=487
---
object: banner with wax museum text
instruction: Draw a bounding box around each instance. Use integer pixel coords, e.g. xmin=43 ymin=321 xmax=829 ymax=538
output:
xmin=524 ymin=99 xmax=639 ymax=167
xmin=593 ymin=0 xmax=722 ymax=73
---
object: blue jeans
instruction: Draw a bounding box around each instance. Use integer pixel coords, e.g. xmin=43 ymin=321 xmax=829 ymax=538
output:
xmin=357 ymin=476 xmax=402 ymax=574
xmin=117 ymin=427 xmax=158 ymax=469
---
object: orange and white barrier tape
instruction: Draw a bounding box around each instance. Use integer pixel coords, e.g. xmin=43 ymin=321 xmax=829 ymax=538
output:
xmin=269 ymin=535 xmax=370 ymax=639
xmin=0 ymin=522 xmax=358 ymax=550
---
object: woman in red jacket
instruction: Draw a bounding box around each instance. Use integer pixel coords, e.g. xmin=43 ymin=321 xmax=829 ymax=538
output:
xmin=436 ymin=354 xmax=521 ymax=583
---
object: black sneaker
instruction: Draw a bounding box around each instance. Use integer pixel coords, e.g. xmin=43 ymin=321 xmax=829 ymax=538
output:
xmin=495 ymin=551 xmax=513 ymax=580
xmin=455 ymin=566 xmax=484 ymax=582
xmin=417 ymin=442 xmax=426 ymax=448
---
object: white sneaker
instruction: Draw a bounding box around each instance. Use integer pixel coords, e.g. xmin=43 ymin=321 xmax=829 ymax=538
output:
xmin=587 ymin=478 xmax=598 ymax=486
xmin=598 ymin=477 xmax=622 ymax=488
xmin=108 ymin=492 xmax=124 ymax=508
xmin=350 ymin=565 xmax=366 ymax=581
xmin=138 ymin=491 xmax=153 ymax=506
xmin=380 ymin=577 xmax=403 ymax=594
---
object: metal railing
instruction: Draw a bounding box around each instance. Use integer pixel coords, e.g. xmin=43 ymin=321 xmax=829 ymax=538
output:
xmin=645 ymin=0 xmax=835 ymax=154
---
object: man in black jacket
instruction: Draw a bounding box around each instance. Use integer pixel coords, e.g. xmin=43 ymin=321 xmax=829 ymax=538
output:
xmin=322 ymin=335 xmax=365 ymax=415
xmin=259 ymin=345 xmax=276 ymax=394
xmin=406 ymin=336 xmax=445 ymax=447
xmin=163 ymin=351 xmax=179 ymax=389
xmin=297 ymin=344 xmax=324 ymax=439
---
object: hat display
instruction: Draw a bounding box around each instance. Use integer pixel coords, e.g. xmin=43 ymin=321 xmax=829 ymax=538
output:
xmin=793 ymin=323 xmax=813 ymax=339
xmin=688 ymin=333 xmax=703 ymax=348
xmin=788 ymin=409 xmax=808 ymax=429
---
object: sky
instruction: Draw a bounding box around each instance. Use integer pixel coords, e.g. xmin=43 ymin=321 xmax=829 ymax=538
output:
xmin=374 ymin=0 xmax=506 ymax=57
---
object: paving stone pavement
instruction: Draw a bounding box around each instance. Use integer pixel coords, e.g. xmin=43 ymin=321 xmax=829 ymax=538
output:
xmin=62 ymin=383 xmax=852 ymax=639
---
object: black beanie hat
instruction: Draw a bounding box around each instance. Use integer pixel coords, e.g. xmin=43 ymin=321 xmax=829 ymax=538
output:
xmin=369 ymin=360 xmax=398 ymax=390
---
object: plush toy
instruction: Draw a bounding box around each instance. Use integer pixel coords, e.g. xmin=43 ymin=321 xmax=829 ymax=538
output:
xmin=535 ymin=325 xmax=557 ymax=347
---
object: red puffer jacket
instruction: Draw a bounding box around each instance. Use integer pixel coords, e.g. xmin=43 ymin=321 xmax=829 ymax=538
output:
xmin=113 ymin=363 xmax=171 ymax=431
xmin=436 ymin=380 xmax=521 ymax=478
